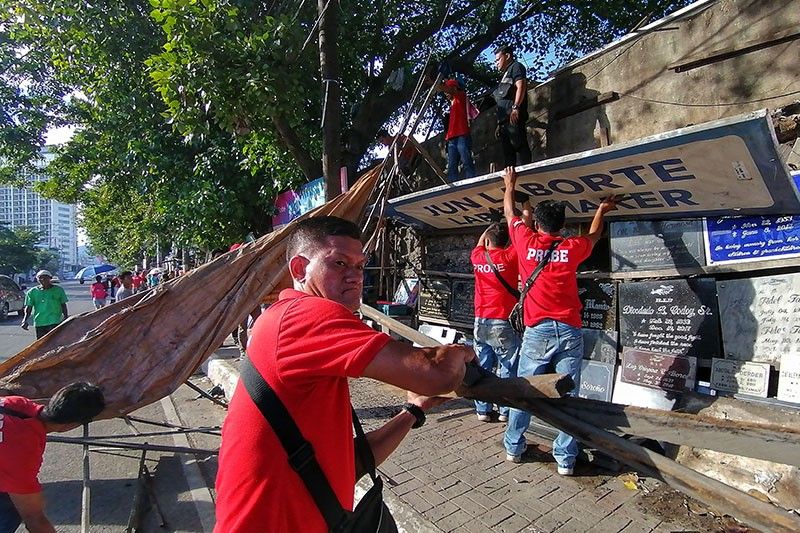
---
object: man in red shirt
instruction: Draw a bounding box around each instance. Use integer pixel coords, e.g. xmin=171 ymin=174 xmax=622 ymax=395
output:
xmin=215 ymin=216 xmax=474 ymax=532
xmin=0 ymin=382 xmax=105 ymax=533
xmin=470 ymin=223 xmax=519 ymax=422
xmin=501 ymin=167 xmax=616 ymax=473
xmin=441 ymin=78 xmax=475 ymax=181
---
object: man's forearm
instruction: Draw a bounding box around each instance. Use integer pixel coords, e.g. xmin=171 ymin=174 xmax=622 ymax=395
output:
xmin=22 ymin=306 xmax=31 ymax=323
xmin=361 ymin=410 xmax=417 ymax=475
xmin=23 ymin=516 xmax=56 ymax=533
xmin=514 ymin=79 xmax=526 ymax=107
xmin=503 ymin=181 xmax=516 ymax=221
xmin=587 ymin=205 xmax=609 ymax=242
xmin=61 ymin=304 xmax=68 ymax=319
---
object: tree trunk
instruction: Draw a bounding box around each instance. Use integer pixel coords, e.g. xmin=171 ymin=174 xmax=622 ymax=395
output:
xmin=318 ymin=0 xmax=341 ymax=200
xmin=271 ymin=113 xmax=323 ymax=181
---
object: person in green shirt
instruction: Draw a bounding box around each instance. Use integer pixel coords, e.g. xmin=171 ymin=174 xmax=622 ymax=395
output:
xmin=20 ymin=270 xmax=69 ymax=339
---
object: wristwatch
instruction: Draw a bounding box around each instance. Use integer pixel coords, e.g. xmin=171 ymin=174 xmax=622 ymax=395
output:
xmin=511 ymin=104 xmax=520 ymax=110
xmin=402 ymin=403 xmax=426 ymax=429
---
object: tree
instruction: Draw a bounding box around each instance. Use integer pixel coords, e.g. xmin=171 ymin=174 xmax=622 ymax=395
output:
xmin=34 ymin=247 xmax=61 ymax=273
xmin=0 ymin=224 xmax=40 ymax=275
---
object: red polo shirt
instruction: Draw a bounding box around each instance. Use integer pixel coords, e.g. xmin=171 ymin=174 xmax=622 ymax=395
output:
xmin=508 ymin=217 xmax=593 ymax=328
xmin=471 ymin=245 xmax=519 ymax=319
xmin=445 ymin=80 xmax=470 ymax=141
xmin=215 ymin=289 xmax=392 ymax=533
xmin=0 ymin=397 xmax=46 ymax=495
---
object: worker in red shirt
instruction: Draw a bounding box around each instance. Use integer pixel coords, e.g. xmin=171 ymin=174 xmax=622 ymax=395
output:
xmin=441 ymin=78 xmax=476 ymax=181
xmin=0 ymin=382 xmax=105 ymax=533
xmin=470 ymin=223 xmax=520 ymax=422
xmin=501 ymin=167 xmax=617 ymax=473
xmin=215 ymin=216 xmax=474 ymax=532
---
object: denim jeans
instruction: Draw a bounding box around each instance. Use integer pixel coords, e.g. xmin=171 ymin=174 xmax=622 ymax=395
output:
xmin=473 ymin=318 xmax=520 ymax=415
xmin=446 ymin=134 xmax=476 ymax=182
xmin=0 ymin=493 xmax=21 ymax=533
xmin=504 ymin=319 xmax=583 ymax=467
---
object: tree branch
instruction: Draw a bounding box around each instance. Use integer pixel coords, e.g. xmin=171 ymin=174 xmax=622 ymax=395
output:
xmin=271 ymin=112 xmax=323 ymax=180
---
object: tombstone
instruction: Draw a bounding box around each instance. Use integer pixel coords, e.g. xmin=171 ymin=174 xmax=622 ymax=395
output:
xmin=704 ymin=215 xmax=800 ymax=265
xmin=582 ymin=329 xmax=618 ymax=363
xmin=611 ymin=366 xmax=694 ymax=411
xmin=710 ymin=358 xmax=771 ymax=398
xmin=417 ymin=279 xmax=451 ymax=321
xmin=618 ymin=278 xmax=720 ymax=359
xmin=610 ymin=220 xmax=705 ymax=271
xmin=578 ymin=279 xmax=616 ymax=330
xmin=449 ymin=279 xmax=475 ymax=324
xmin=620 ymin=347 xmax=697 ymax=393
xmin=578 ymin=360 xmax=615 ymax=402
xmin=717 ymin=273 xmax=800 ymax=367
xmin=778 ymin=352 xmax=800 ymax=404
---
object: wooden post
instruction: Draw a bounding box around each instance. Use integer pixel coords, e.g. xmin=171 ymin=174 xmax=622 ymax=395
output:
xmin=318 ymin=0 xmax=341 ymax=200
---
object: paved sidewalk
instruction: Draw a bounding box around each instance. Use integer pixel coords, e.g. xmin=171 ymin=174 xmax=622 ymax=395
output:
xmin=203 ymin=350 xmax=735 ymax=533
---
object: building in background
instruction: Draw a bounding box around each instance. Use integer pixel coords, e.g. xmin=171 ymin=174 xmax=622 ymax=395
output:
xmin=0 ymin=148 xmax=79 ymax=275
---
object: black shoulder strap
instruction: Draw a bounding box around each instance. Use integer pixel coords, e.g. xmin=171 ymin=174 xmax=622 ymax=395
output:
xmin=0 ymin=404 xmax=32 ymax=419
xmin=240 ymin=357 xmax=349 ymax=531
xmin=518 ymin=239 xmax=562 ymax=302
xmin=483 ymin=250 xmax=520 ymax=300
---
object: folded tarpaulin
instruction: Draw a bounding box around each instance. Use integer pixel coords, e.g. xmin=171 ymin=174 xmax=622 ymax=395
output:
xmin=0 ymin=166 xmax=383 ymax=420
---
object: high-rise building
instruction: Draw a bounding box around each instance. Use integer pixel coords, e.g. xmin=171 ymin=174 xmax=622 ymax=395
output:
xmin=0 ymin=149 xmax=79 ymax=273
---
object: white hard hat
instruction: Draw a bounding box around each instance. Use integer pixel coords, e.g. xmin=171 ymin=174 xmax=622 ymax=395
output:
xmin=36 ymin=270 xmax=53 ymax=278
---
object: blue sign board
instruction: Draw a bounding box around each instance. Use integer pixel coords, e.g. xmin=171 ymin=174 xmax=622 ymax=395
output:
xmin=704 ymin=172 xmax=800 ymax=264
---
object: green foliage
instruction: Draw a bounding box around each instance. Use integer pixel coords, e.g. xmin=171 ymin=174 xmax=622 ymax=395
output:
xmin=0 ymin=224 xmax=40 ymax=275
xmin=34 ymin=247 xmax=61 ymax=273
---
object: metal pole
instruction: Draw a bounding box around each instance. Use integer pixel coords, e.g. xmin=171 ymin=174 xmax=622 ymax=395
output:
xmin=81 ymin=423 xmax=90 ymax=533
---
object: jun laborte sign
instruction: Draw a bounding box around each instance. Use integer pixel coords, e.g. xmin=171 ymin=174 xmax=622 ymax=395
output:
xmin=388 ymin=110 xmax=799 ymax=230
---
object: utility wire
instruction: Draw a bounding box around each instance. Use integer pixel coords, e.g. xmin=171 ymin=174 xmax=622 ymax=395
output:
xmin=622 ymin=88 xmax=800 ymax=108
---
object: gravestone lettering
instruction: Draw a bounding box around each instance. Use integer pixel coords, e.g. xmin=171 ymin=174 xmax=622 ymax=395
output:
xmin=705 ymin=215 xmax=800 ymax=265
xmin=450 ymin=280 xmax=475 ymax=324
xmin=610 ymin=220 xmax=705 ymax=271
xmin=710 ymin=358 xmax=770 ymax=397
xmin=579 ymin=361 xmax=615 ymax=402
xmin=619 ymin=278 xmax=720 ymax=358
xmin=417 ymin=279 xmax=451 ymax=321
xmin=621 ymin=348 xmax=697 ymax=393
xmin=582 ymin=329 xmax=618 ymax=363
xmin=578 ymin=279 xmax=616 ymax=330
xmin=717 ymin=273 xmax=800 ymax=367
xmin=612 ymin=366 xmax=693 ymax=410
xmin=778 ymin=352 xmax=800 ymax=404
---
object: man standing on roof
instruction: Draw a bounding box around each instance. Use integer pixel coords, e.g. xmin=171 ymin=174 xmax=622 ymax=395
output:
xmin=20 ymin=270 xmax=69 ymax=340
xmin=494 ymin=45 xmax=532 ymax=167
xmin=501 ymin=167 xmax=616 ymax=473
xmin=440 ymin=78 xmax=476 ymax=182
xmin=0 ymin=382 xmax=105 ymax=533
xmin=470 ymin=223 xmax=519 ymax=422
xmin=215 ymin=216 xmax=474 ymax=532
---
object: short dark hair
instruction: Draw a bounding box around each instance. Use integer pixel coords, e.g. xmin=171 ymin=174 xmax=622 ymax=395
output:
xmin=494 ymin=44 xmax=514 ymax=57
xmin=95 ymin=275 xmax=102 ymax=282
xmin=41 ymin=382 xmax=105 ymax=425
xmin=534 ymin=201 xmax=566 ymax=233
xmin=286 ymin=216 xmax=362 ymax=261
xmin=484 ymin=223 xmax=510 ymax=248
xmin=120 ymin=270 xmax=133 ymax=278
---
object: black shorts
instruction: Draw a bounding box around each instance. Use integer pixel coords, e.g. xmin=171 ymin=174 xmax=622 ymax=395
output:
xmin=34 ymin=324 xmax=58 ymax=339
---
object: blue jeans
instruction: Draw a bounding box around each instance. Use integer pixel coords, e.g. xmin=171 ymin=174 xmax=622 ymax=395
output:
xmin=446 ymin=134 xmax=476 ymax=182
xmin=0 ymin=493 xmax=21 ymax=533
xmin=504 ymin=320 xmax=583 ymax=468
xmin=473 ymin=318 xmax=520 ymax=416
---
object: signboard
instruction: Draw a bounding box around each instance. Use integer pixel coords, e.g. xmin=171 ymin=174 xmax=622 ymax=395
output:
xmin=417 ymin=279 xmax=451 ymax=321
xmin=272 ymin=177 xmax=326 ymax=229
xmin=703 ymin=173 xmax=800 ymax=265
xmin=449 ymin=280 xmax=475 ymax=324
xmin=621 ymin=348 xmax=697 ymax=393
xmin=387 ymin=111 xmax=799 ymax=229
xmin=578 ymin=360 xmax=615 ymax=402
xmin=619 ymin=278 xmax=721 ymax=359
xmin=610 ymin=220 xmax=705 ymax=271
xmin=710 ymin=358 xmax=770 ymax=397
xmin=578 ymin=279 xmax=616 ymax=330
xmin=717 ymin=273 xmax=800 ymax=367
xmin=778 ymin=352 xmax=800 ymax=404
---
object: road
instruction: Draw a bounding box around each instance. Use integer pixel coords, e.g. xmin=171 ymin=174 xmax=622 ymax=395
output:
xmin=1 ymin=280 xmax=224 ymax=532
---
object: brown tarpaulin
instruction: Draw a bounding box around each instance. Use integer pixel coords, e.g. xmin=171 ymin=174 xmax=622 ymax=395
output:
xmin=0 ymin=167 xmax=383 ymax=419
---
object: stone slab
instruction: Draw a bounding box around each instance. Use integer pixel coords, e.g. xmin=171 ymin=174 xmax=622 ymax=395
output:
xmin=710 ymin=358 xmax=770 ymax=397
xmin=578 ymin=360 xmax=615 ymax=402
xmin=778 ymin=352 xmax=800 ymax=404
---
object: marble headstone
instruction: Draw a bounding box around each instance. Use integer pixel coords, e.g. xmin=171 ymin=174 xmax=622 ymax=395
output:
xmin=578 ymin=279 xmax=616 ymax=330
xmin=582 ymin=329 xmax=618 ymax=363
xmin=578 ymin=360 xmax=615 ymax=402
xmin=620 ymin=347 xmax=697 ymax=393
xmin=417 ymin=279 xmax=451 ymax=321
xmin=717 ymin=273 xmax=800 ymax=367
xmin=710 ymin=358 xmax=771 ymax=397
xmin=610 ymin=220 xmax=705 ymax=272
xmin=449 ymin=280 xmax=475 ymax=324
xmin=778 ymin=352 xmax=800 ymax=404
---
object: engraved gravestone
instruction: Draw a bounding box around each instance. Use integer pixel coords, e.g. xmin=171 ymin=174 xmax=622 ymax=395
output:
xmin=619 ymin=278 xmax=720 ymax=358
xmin=578 ymin=279 xmax=616 ymax=330
xmin=778 ymin=352 xmax=800 ymax=404
xmin=620 ymin=347 xmax=697 ymax=392
xmin=717 ymin=273 xmax=800 ymax=367
xmin=449 ymin=280 xmax=475 ymax=324
xmin=710 ymin=358 xmax=770 ymax=397
xmin=582 ymin=329 xmax=618 ymax=363
xmin=578 ymin=360 xmax=615 ymax=402
xmin=610 ymin=220 xmax=705 ymax=271
xmin=417 ymin=279 xmax=451 ymax=321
